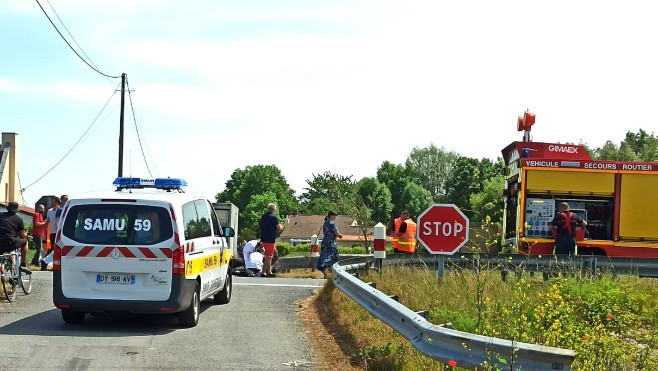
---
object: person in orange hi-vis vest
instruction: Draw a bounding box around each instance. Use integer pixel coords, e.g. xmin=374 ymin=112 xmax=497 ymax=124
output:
xmin=388 ymin=210 xmax=417 ymax=254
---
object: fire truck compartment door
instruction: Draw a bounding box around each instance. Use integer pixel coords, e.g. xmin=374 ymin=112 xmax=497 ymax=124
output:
xmin=526 ymin=170 xmax=615 ymax=195
xmin=619 ymin=174 xmax=658 ymax=240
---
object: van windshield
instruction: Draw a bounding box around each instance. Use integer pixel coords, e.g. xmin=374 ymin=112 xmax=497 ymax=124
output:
xmin=62 ymin=204 xmax=174 ymax=245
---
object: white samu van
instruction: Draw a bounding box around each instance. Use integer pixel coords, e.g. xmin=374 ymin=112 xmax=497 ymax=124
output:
xmin=53 ymin=177 xmax=235 ymax=327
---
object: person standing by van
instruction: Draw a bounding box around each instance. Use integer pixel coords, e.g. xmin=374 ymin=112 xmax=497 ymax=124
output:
xmin=42 ymin=196 xmax=61 ymax=270
xmin=30 ymin=204 xmax=46 ymax=266
xmin=259 ymin=203 xmax=284 ymax=277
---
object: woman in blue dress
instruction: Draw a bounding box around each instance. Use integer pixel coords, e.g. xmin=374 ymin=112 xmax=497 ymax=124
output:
xmin=316 ymin=211 xmax=343 ymax=279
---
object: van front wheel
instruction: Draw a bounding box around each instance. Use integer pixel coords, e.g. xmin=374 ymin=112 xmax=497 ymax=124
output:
xmin=214 ymin=272 xmax=232 ymax=305
xmin=179 ymin=282 xmax=200 ymax=327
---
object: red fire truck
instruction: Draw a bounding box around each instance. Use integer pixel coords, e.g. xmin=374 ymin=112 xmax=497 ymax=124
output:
xmin=501 ymin=112 xmax=658 ymax=257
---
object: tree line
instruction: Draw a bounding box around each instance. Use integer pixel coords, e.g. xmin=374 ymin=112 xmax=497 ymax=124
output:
xmin=217 ymin=130 xmax=658 ymax=242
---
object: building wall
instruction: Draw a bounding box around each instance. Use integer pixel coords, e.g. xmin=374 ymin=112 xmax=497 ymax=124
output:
xmin=0 ymin=133 xmax=23 ymax=205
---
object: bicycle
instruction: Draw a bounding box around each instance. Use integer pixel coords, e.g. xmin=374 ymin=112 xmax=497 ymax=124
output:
xmin=0 ymin=250 xmax=32 ymax=302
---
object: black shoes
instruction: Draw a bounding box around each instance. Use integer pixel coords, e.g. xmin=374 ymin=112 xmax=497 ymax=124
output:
xmin=20 ymin=266 xmax=32 ymax=275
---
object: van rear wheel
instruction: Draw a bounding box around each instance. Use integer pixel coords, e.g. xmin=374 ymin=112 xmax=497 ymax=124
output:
xmin=214 ymin=271 xmax=232 ymax=304
xmin=61 ymin=309 xmax=86 ymax=324
xmin=179 ymin=282 xmax=200 ymax=327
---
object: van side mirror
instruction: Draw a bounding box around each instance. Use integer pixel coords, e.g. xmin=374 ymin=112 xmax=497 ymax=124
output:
xmin=223 ymin=227 xmax=235 ymax=237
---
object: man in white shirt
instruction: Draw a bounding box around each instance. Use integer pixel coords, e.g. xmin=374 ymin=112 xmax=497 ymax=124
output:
xmin=42 ymin=197 xmax=61 ymax=270
xmin=246 ymin=246 xmax=265 ymax=277
xmin=242 ymin=239 xmax=262 ymax=276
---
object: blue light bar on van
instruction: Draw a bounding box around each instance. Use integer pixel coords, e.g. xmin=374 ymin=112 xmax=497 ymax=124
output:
xmin=154 ymin=178 xmax=188 ymax=189
xmin=113 ymin=177 xmax=187 ymax=190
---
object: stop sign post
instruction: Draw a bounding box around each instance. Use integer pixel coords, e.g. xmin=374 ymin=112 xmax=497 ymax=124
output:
xmin=417 ymin=204 xmax=470 ymax=255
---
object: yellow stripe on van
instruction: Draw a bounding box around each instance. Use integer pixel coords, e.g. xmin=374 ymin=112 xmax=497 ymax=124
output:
xmin=221 ymin=249 xmax=233 ymax=266
xmin=184 ymin=253 xmax=221 ymax=277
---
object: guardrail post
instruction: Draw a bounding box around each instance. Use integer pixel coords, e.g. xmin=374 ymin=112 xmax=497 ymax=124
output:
xmin=373 ymin=222 xmax=386 ymax=273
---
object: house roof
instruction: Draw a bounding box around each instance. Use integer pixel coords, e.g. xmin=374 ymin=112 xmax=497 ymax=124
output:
xmin=0 ymin=202 xmax=35 ymax=216
xmin=0 ymin=202 xmax=35 ymax=225
xmin=281 ymin=214 xmax=382 ymax=242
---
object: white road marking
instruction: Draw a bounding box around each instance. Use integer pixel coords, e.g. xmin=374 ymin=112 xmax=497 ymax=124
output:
xmin=235 ymin=282 xmax=325 ymax=288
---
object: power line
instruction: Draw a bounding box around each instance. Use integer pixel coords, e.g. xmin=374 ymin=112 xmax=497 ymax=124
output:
xmin=20 ymin=82 xmax=121 ymax=192
xmin=43 ymin=0 xmax=116 ymax=86
xmin=34 ymin=0 xmax=121 ymax=79
xmin=126 ymin=77 xmax=155 ymax=178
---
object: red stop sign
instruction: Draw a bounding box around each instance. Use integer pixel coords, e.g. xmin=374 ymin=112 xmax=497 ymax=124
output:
xmin=416 ymin=204 xmax=470 ymax=255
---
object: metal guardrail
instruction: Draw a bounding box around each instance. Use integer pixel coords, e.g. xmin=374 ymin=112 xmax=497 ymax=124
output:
xmin=276 ymin=253 xmax=658 ymax=278
xmin=330 ymin=257 xmax=576 ymax=370
xmin=380 ymin=253 xmax=658 ymax=278
xmin=276 ymin=252 xmax=658 ymax=369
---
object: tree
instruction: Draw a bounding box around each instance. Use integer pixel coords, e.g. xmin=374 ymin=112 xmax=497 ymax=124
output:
xmin=216 ymin=165 xmax=297 ymax=239
xmin=300 ymin=171 xmax=376 ymax=248
xmin=241 ymin=191 xmax=279 ymax=241
xmin=299 ymin=171 xmax=356 ymax=215
xmin=591 ymin=130 xmax=658 ymax=161
xmin=445 ymin=156 xmax=481 ymax=214
xmin=470 ymin=175 xmax=506 ymax=225
xmin=376 ymin=161 xmax=414 ymax=221
xmin=405 ymin=144 xmax=459 ymax=203
xmin=445 ymin=157 xmax=504 ymax=217
xmin=594 ymin=140 xmax=640 ymax=161
xmin=356 ymin=177 xmax=393 ymax=224
xmin=399 ymin=182 xmax=433 ymax=219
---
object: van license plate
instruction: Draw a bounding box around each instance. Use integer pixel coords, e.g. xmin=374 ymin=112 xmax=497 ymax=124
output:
xmin=96 ymin=274 xmax=135 ymax=285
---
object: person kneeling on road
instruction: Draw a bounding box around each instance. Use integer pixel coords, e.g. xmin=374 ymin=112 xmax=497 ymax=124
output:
xmin=0 ymin=202 xmax=31 ymax=274
xmin=246 ymin=245 xmax=266 ymax=277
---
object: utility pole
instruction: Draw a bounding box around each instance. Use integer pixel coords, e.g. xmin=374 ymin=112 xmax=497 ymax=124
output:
xmin=118 ymin=73 xmax=126 ymax=177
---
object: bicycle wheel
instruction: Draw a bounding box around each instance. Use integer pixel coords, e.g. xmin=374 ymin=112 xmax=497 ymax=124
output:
xmin=1 ymin=259 xmax=16 ymax=302
xmin=19 ymin=267 xmax=32 ymax=295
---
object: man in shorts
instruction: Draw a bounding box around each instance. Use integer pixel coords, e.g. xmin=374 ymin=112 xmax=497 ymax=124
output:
xmin=0 ymin=202 xmax=31 ymax=274
xmin=259 ymin=203 xmax=284 ymax=277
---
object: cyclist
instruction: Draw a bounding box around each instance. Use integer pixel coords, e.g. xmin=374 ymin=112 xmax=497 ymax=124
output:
xmin=0 ymin=201 xmax=31 ymax=274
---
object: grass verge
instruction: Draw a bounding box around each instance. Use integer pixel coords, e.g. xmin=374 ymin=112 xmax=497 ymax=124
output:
xmin=307 ymin=264 xmax=658 ymax=370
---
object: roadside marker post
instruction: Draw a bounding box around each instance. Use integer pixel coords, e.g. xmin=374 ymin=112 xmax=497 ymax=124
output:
xmin=373 ymin=223 xmax=386 ymax=272
xmin=311 ymin=234 xmax=319 ymax=257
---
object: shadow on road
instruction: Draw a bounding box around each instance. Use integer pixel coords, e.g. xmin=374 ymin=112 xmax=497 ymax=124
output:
xmin=0 ymin=301 xmax=216 ymax=337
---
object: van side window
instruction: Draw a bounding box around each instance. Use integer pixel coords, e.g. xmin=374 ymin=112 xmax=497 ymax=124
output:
xmin=194 ymin=200 xmax=212 ymax=238
xmin=182 ymin=202 xmax=198 ymax=240
xmin=208 ymin=200 xmax=222 ymax=237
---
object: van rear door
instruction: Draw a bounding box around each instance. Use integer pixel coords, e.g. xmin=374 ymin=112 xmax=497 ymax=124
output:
xmin=58 ymin=200 xmax=175 ymax=301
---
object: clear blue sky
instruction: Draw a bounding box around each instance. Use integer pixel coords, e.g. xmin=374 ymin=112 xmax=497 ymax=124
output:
xmin=3 ymin=1 xmax=657 ymax=206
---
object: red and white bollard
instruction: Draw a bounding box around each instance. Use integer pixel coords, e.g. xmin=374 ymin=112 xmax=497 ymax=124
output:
xmin=373 ymin=222 xmax=386 ymax=259
xmin=311 ymin=234 xmax=320 ymax=257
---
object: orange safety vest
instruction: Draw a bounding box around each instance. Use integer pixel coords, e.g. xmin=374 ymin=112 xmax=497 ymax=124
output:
xmin=392 ymin=218 xmax=403 ymax=249
xmin=397 ymin=219 xmax=417 ymax=253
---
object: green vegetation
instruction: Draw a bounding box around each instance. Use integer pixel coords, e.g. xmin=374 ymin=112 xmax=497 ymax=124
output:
xmin=275 ymin=242 xmax=374 ymax=257
xmin=317 ymin=265 xmax=658 ymax=370
xmin=217 ymin=130 xmax=658 ymax=245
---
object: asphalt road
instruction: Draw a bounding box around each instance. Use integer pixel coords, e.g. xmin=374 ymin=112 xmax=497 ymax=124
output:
xmin=0 ymin=272 xmax=327 ymax=370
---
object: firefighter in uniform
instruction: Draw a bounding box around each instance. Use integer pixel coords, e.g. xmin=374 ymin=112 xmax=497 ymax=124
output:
xmin=549 ymin=202 xmax=587 ymax=255
xmin=388 ymin=210 xmax=417 ymax=254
